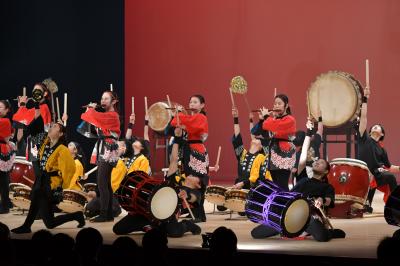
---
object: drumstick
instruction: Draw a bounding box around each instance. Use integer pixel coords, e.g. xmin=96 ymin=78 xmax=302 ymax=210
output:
xmin=182 ymin=197 xmax=196 ymax=220
xmin=365 ymin=59 xmax=370 ymax=88
xmin=243 ymin=94 xmax=251 ymax=113
xmin=167 ymin=94 xmax=172 ymax=108
xmin=132 ymin=96 xmax=135 ymax=114
xmin=56 ymin=97 xmax=61 ymax=121
xmin=23 ymin=87 xmax=26 ymax=97
xmin=229 ymin=87 xmax=236 ymax=107
xmin=274 ymin=87 xmax=277 ymax=97
xmin=316 ymin=205 xmax=334 ymax=229
xmin=215 ymin=146 xmax=221 ymax=167
xmin=84 ymin=166 xmax=98 ymax=179
xmin=22 ymin=175 xmax=34 ymax=185
xmin=51 ymin=92 xmax=56 ymax=123
xmin=306 ymin=90 xmax=311 ymax=118
xmin=63 ymin=93 xmax=67 ymax=126
xmin=110 ymin=83 xmax=113 ymax=92
xmin=144 ymin=96 xmax=148 ymax=115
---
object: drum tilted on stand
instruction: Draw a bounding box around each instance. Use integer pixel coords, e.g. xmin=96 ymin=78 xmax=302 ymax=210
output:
xmin=147 ymin=101 xmax=186 ymax=132
xmin=246 ymin=180 xmax=310 ymax=238
xmin=308 ymin=71 xmax=363 ymax=128
xmin=327 ymin=158 xmax=370 ymax=218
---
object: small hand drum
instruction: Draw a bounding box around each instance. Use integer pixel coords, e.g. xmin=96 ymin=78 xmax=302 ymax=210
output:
xmin=246 ymin=180 xmax=310 ymax=238
xmin=11 ymin=185 xmax=32 ymax=210
xmin=205 ymin=185 xmax=228 ymax=205
xmin=224 ymin=189 xmax=248 ymax=212
xmin=58 ymin=190 xmax=88 ymax=213
xmin=9 ymin=156 xmax=36 ymax=188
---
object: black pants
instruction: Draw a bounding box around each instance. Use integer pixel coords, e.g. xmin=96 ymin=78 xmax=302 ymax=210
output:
xmin=367 ymin=172 xmax=398 ymax=205
xmin=85 ymin=197 xmax=121 ymax=218
xmin=113 ymin=214 xmax=192 ymax=237
xmin=270 ymin=169 xmax=291 ymax=191
xmin=0 ymin=171 xmax=11 ymax=211
xmin=97 ymin=161 xmax=114 ymax=218
xmin=251 ymin=217 xmax=345 ymax=242
xmin=22 ymin=185 xmax=80 ymax=229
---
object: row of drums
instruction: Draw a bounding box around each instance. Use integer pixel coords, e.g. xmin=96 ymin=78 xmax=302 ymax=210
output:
xmin=9 ymin=156 xmax=97 ymax=213
xmin=205 ymin=186 xmax=249 ymax=213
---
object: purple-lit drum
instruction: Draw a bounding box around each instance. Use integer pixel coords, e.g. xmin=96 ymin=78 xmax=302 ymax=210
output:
xmin=245 ymin=180 xmax=310 ymax=238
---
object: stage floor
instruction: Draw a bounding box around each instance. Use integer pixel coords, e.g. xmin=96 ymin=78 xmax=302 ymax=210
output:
xmin=2 ymin=191 xmax=396 ymax=259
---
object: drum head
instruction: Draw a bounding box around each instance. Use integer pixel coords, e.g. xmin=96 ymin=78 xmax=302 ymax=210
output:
xmin=283 ymin=199 xmax=310 ymax=237
xmin=58 ymin=190 xmax=88 ymax=213
xmin=150 ymin=186 xmax=178 ymax=220
xmin=308 ymin=71 xmax=362 ymax=127
xmin=147 ymin=102 xmax=172 ymax=132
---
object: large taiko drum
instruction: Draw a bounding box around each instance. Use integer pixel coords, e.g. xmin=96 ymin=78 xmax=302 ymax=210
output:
xmin=308 ymin=71 xmax=363 ymax=128
xmin=115 ymin=171 xmax=179 ymax=222
xmin=9 ymin=156 xmax=36 ymax=188
xmin=147 ymin=101 xmax=186 ymax=132
xmin=245 ymin=180 xmax=310 ymax=238
xmin=327 ymin=158 xmax=370 ymax=218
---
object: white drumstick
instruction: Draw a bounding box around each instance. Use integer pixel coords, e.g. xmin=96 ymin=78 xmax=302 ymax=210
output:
xmin=182 ymin=197 xmax=195 ymax=220
xmin=110 ymin=83 xmax=113 ymax=91
xmin=56 ymin=97 xmax=61 ymax=121
xmin=84 ymin=166 xmax=98 ymax=178
xmin=144 ymin=96 xmax=148 ymax=115
xmin=229 ymin=88 xmax=235 ymax=107
xmin=306 ymin=90 xmax=311 ymax=118
xmin=23 ymin=87 xmax=26 ymax=97
xmin=22 ymin=175 xmax=34 ymax=185
xmin=64 ymin=93 xmax=67 ymax=126
xmin=167 ymin=94 xmax=172 ymax=108
xmin=132 ymin=96 xmax=135 ymax=114
xmin=366 ymin=59 xmax=370 ymax=88
xmin=215 ymin=146 xmax=221 ymax=167
xmin=274 ymin=87 xmax=277 ymax=97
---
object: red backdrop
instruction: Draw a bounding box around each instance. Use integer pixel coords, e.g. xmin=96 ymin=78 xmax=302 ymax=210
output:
xmin=125 ymin=0 xmax=400 ymax=183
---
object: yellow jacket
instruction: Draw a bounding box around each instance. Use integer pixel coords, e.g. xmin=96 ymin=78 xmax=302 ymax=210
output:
xmin=68 ymin=159 xmax=84 ymax=191
xmin=39 ymin=138 xmax=76 ymax=190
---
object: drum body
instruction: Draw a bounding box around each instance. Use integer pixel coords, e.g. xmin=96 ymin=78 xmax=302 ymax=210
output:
xmin=58 ymin=190 xmax=88 ymax=213
xmin=205 ymin=185 xmax=227 ymax=205
xmin=327 ymin=158 xmax=370 ymax=218
xmin=245 ymin=180 xmax=310 ymax=238
xmin=9 ymin=156 xmax=36 ymax=188
xmin=147 ymin=101 xmax=186 ymax=132
xmin=225 ymin=189 xmax=248 ymax=212
xmin=115 ymin=171 xmax=179 ymax=222
xmin=84 ymin=183 xmax=97 ymax=193
xmin=11 ymin=185 xmax=32 ymax=210
xmin=384 ymin=185 xmax=400 ymax=226
xmin=308 ymin=71 xmax=363 ymax=127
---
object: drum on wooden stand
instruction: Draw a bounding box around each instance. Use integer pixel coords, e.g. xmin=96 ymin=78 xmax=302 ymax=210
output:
xmin=147 ymin=101 xmax=186 ymax=132
xmin=9 ymin=156 xmax=36 ymax=188
xmin=225 ymin=189 xmax=249 ymax=212
xmin=115 ymin=171 xmax=179 ymax=222
xmin=58 ymin=190 xmax=88 ymax=213
xmin=327 ymin=158 xmax=370 ymax=218
xmin=10 ymin=184 xmax=32 ymax=210
xmin=205 ymin=185 xmax=227 ymax=206
xmin=308 ymin=71 xmax=363 ymax=128
xmin=245 ymin=180 xmax=310 ymax=238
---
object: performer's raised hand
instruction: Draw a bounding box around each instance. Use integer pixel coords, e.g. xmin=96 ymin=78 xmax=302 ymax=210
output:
xmin=232 ymin=106 xmax=239 ymax=118
xmin=260 ymin=107 xmax=272 ymax=118
xmin=30 ymin=145 xmax=38 ymax=158
xmin=314 ymin=197 xmax=323 ymax=208
xmin=174 ymin=127 xmax=183 ymax=137
xmin=129 ymin=113 xmax=135 ymax=124
xmin=364 ymin=86 xmax=370 ymax=99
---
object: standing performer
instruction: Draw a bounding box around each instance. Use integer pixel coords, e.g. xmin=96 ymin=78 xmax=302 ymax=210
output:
xmin=81 ymin=90 xmax=120 ymax=222
xmin=259 ymin=94 xmax=296 ymax=190
xmin=12 ymin=83 xmax=52 ymax=159
xmin=251 ymin=119 xmax=346 ymax=242
xmin=11 ymin=120 xmax=85 ymax=234
xmin=357 ymin=86 xmax=400 ymax=213
xmin=169 ymin=95 xmax=209 ymax=222
xmin=0 ymin=100 xmax=16 ymax=214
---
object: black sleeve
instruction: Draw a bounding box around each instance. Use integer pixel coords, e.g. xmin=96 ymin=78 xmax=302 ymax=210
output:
xmin=358 ymin=130 xmax=368 ymax=144
xmin=311 ymin=134 xmax=322 ymax=158
xmin=251 ymin=119 xmax=264 ymax=136
xmin=232 ymin=133 xmax=244 ymax=161
xmin=324 ymin=184 xmax=335 ymax=208
xmin=382 ymin=149 xmax=391 ymax=168
xmin=27 ymin=116 xmax=44 ymax=137
xmin=164 ymin=119 xmax=175 ymax=136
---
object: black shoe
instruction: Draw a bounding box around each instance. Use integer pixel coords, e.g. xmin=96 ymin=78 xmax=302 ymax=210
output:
xmin=238 ymin=212 xmax=246 ymax=216
xmin=184 ymin=220 xmax=201 ymax=235
xmin=11 ymin=226 xmax=32 ymax=234
xmin=193 ymin=217 xmax=206 ymax=223
xmin=113 ymin=207 xmax=122 ymax=218
xmin=75 ymin=212 xmax=86 ymax=228
xmin=364 ymin=205 xmax=373 ymax=214
xmin=331 ymin=229 xmax=346 ymax=239
xmin=90 ymin=215 xmax=114 ymax=223
xmin=217 ymin=205 xmax=227 ymax=211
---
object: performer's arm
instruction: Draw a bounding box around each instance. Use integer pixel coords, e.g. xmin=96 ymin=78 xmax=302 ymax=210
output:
xmin=358 ymin=86 xmax=370 ymax=137
xmin=316 ymin=109 xmax=323 ymax=137
xmin=167 ymin=128 xmax=182 ymax=177
xmin=125 ymin=113 xmax=135 ymax=140
xmin=233 ymin=107 xmax=240 ymax=137
xmin=297 ymin=120 xmax=313 ymax=175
